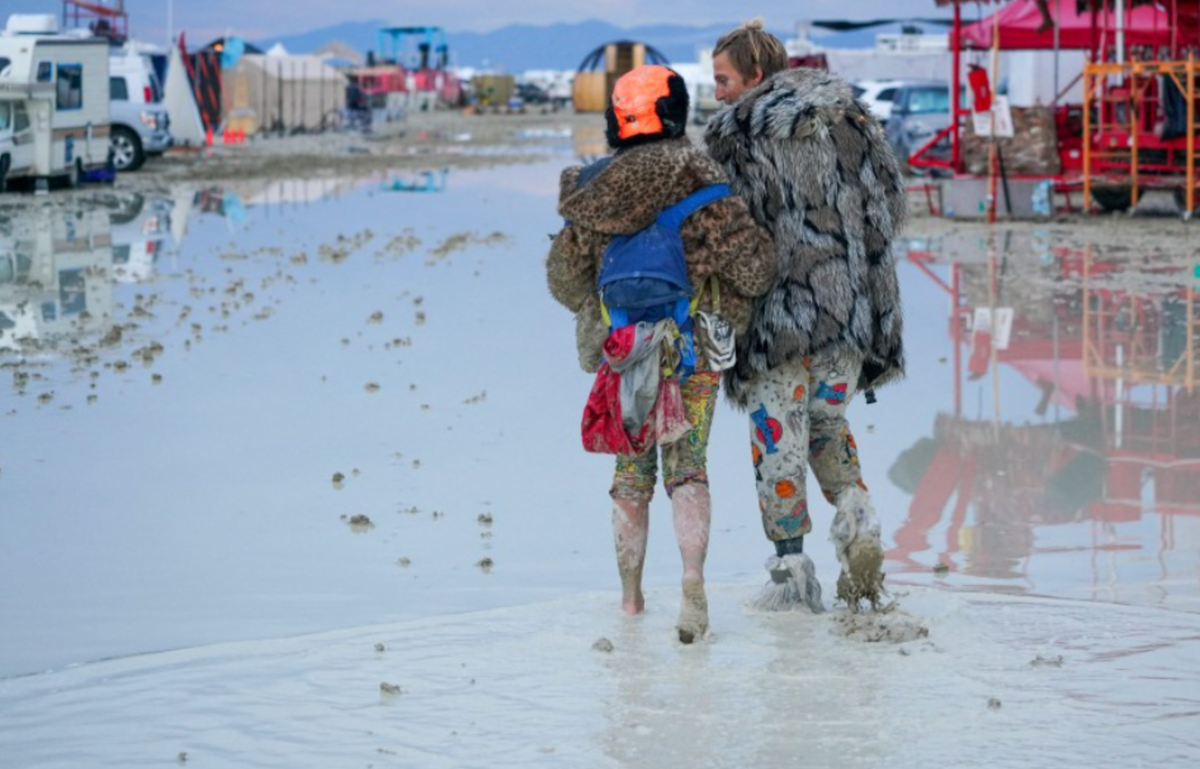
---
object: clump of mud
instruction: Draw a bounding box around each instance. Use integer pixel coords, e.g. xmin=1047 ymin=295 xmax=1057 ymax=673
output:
xmin=832 ymin=601 xmax=929 ymax=643
xmin=1030 ymin=654 xmax=1064 ymax=667
xmin=427 ymin=231 xmax=508 ymax=260
xmin=836 ymin=554 xmax=886 ymax=612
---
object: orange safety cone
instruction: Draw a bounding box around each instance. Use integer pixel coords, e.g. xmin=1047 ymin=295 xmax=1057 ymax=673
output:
xmin=205 ymin=126 xmax=213 ymax=146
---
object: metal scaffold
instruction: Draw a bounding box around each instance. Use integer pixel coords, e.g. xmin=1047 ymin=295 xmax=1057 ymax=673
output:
xmin=62 ymin=0 xmax=128 ymax=43
xmin=1083 ymin=57 xmax=1199 ymax=216
xmin=932 ymin=0 xmax=1200 ymax=217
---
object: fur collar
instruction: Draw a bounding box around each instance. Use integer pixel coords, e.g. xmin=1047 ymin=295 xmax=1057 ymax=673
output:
xmin=705 ymin=67 xmax=858 ymax=145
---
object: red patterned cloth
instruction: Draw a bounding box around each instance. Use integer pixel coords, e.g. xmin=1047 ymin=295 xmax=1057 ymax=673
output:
xmin=581 ymin=326 xmax=689 ymax=455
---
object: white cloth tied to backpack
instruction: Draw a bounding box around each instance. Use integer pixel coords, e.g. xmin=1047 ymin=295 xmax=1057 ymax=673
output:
xmin=692 ymin=276 xmax=736 ymax=372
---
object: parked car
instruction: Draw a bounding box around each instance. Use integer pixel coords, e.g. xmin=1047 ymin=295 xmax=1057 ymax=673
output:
xmin=108 ymin=51 xmax=171 ymax=172
xmin=515 ymin=82 xmax=550 ymax=105
xmin=884 ymin=81 xmax=959 ymax=169
xmin=851 ymin=79 xmax=909 ymax=126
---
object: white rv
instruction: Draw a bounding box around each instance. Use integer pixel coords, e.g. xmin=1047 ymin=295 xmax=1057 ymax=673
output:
xmin=0 ymin=14 xmax=111 ymax=191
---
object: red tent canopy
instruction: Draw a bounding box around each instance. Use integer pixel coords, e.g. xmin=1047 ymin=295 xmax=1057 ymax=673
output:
xmin=960 ymin=0 xmax=1171 ymax=49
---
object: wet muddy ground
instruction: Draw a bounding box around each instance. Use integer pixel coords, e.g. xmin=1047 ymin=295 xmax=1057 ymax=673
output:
xmin=1 ymin=109 xmax=1198 ymax=766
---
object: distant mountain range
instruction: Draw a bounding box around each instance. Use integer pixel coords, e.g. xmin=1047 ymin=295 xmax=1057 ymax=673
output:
xmin=254 ymin=19 xmax=774 ymax=71
xmin=251 ymin=18 xmax=943 ymax=72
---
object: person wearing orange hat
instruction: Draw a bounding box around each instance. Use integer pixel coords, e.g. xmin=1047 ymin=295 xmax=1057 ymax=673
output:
xmin=547 ymin=64 xmax=775 ymax=643
xmin=704 ymin=21 xmax=908 ymax=612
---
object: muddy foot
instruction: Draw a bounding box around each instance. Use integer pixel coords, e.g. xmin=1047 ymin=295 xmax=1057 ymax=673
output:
xmin=836 ymin=538 xmax=886 ymax=611
xmin=677 ymin=575 xmax=708 ymax=644
xmin=621 ymin=587 xmax=645 ymax=616
xmin=618 ymin=565 xmax=645 ymax=616
xmin=754 ymin=554 xmax=825 ymax=613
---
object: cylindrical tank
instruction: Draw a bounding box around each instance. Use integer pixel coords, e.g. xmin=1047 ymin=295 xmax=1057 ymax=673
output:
xmin=572 ymin=41 xmax=652 ymax=113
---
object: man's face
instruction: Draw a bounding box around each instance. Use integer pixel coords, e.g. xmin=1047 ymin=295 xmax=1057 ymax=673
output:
xmin=713 ymin=51 xmax=762 ymax=104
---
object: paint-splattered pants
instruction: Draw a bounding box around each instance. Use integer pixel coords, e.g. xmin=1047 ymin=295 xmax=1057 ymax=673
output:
xmin=611 ymin=371 xmax=721 ymax=501
xmin=746 ymin=352 xmax=867 ymax=542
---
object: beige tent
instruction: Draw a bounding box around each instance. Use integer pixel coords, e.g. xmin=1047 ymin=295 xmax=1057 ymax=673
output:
xmin=225 ymin=52 xmax=347 ymax=134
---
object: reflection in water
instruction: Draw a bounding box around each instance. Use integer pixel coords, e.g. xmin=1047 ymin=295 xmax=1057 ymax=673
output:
xmin=895 ymin=231 xmax=1199 ymax=595
xmin=380 ymin=168 xmax=448 ymax=193
xmin=191 ymin=175 xmax=416 ymax=225
xmin=108 ymin=193 xmax=175 ymax=283
xmin=0 ymin=171 xmax=442 ymax=361
xmin=0 ymin=190 xmax=189 ymax=358
xmin=0 ymin=208 xmax=113 ymax=352
xmin=573 ymin=123 xmax=609 ymax=166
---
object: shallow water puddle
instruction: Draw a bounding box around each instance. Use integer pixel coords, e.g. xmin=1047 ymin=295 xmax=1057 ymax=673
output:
xmin=1 ymin=160 xmax=1198 ymax=718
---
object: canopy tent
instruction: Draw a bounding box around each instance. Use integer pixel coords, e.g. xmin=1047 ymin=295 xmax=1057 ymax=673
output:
xmin=960 ymin=0 xmax=1172 ymax=50
xmin=928 ymin=0 xmax=1191 ymax=173
xmin=163 ymin=42 xmax=206 ymax=146
xmin=225 ymin=54 xmax=347 ymax=134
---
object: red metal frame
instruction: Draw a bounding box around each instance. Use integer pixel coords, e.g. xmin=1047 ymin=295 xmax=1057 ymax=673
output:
xmin=62 ymin=0 xmax=127 ymax=42
xmin=938 ymin=0 xmax=1200 ymax=213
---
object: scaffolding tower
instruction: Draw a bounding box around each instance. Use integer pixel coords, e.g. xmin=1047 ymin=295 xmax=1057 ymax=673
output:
xmin=62 ymin=0 xmax=128 ymax=43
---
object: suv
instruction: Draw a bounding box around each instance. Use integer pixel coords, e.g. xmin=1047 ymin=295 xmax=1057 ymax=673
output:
xmin=109 ymin=52 xmax=171 ymax=172
xmin=884 ymin=81 xmax=958 ymax=168
xmin=852 ymin=79 xmax=909 ymax=126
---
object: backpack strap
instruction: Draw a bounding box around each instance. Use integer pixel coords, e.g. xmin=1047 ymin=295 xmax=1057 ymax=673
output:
xmin=656 ymin=183 xmax=732 ymax=232
xmin=688 ymin=275 xmax=721 ymax=315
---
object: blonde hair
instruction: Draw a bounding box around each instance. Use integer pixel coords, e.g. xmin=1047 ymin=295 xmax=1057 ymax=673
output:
xmin=713 ymin=18 xmax=789 ymax=82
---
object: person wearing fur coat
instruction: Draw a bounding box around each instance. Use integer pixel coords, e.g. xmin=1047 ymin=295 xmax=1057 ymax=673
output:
xmin=546 ymin=65 xmax=774 ymax=643
xmin=705 ymin=22 xmax=908 ymax=611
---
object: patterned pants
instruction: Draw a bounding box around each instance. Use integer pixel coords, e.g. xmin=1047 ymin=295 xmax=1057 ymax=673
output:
xmin=746 ymin=353 xmax=868 ymax=542
xmin=611 ymin=371 xmax=721 ymax=501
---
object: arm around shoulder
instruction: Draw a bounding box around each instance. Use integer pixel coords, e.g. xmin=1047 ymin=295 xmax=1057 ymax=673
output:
xmin=706 ymin=196 xmax=776 ymax=300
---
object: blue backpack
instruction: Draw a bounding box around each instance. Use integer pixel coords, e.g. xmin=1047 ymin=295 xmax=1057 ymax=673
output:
xmin=596 ymin=183 xmax=731 ymax=337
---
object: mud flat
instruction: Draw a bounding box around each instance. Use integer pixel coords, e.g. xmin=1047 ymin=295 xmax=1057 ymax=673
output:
xmin=116 ymin=110 xmax=600 ymax=189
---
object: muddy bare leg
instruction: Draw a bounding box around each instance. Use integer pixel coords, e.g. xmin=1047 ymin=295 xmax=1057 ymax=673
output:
xmin=671 ymin=482 xmax=710 ymax=643
xmin=612 ymin=496 xmax=649 ymax=616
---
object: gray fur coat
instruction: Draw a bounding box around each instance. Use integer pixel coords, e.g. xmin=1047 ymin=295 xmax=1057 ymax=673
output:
xmin=704 ymin=67 xmax=907 ymax=406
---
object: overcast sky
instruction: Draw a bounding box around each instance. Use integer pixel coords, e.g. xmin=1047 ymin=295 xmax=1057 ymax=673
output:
xmin=6 ymin=1 xmax=945 ymax=47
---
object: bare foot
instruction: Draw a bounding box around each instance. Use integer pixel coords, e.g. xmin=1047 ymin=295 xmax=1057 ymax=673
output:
xmin=621 ymin=581 xmax=645 ymax=616
xmin=676 ymin=574 xmax=708 ymax=643
xmin=613 ymin=498 xmax=648 ymax=616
